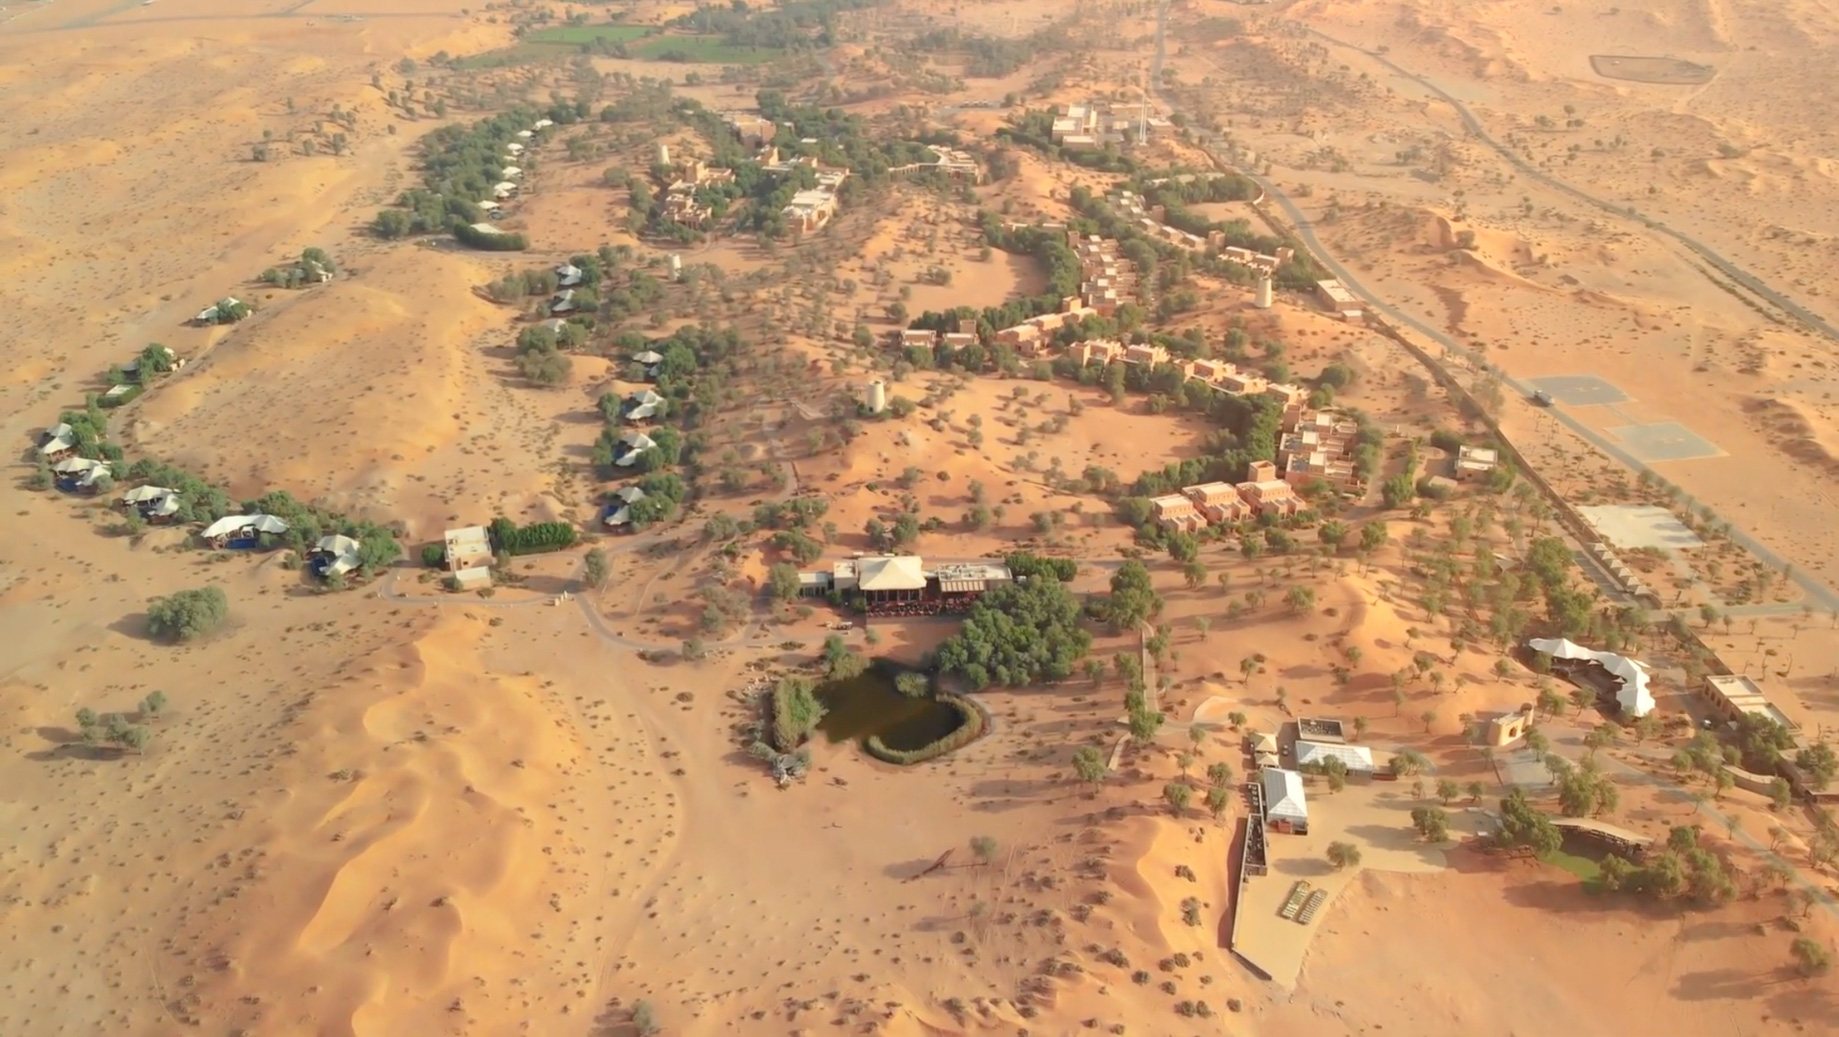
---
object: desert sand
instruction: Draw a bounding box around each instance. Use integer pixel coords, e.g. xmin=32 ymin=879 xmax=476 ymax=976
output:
xmin=6 ymin=0 xmax=1839 ymax=1033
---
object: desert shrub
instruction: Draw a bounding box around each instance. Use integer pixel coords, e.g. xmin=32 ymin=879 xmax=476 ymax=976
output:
xmin=146 ymin=586 xmax=229 ymax=642
xmin=864 ymin=694 xmax=985 ymax=765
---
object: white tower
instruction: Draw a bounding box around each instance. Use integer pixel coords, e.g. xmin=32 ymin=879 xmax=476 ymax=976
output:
xmin=655 ymin=143 xmax=670 ymax=168
xmin=668 ymin=253 xmax=683 ymax=281
xmin=1254 ymin=275 xmax=1273 ymax=309
xmin=865 ymin=379 xmax=888 ymax=415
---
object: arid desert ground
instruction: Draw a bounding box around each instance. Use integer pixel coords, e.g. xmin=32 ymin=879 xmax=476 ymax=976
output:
xmin=4 ymin=0 xmax=1839 ymax=1034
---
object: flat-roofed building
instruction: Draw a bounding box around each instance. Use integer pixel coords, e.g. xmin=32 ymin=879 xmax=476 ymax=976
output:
xmin=1455 ymin=444 xmax=1500 ymax=481
xmin=1702 ymin=674 xmax=1799 ymax=731
xmin=1315 ymin=279 xmax=1363 ymax=319
xmin=1182 ymin=481 xmax=1251 ymax=523
xmin=1236 ymin=461 xmax=1303 ymax=519
xmin=444 ymin=526 xmax=493 ymax=573
xmin=1069 ymin=339 xmax=1125 ymax=366
xmin=900 ymin=328 xmax=939 ymax=349
xmin=1124 ymin=343 xmax=1168 ymax=367
xmin=1151 ymin=493 xmax=1205 ymax=533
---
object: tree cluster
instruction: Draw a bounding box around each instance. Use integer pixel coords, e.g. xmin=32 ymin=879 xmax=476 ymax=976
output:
xmin=934 ymin=576 xmax=1093 ymax=690
xmin=146 ymin=586 xmax=229 ymax=643
xmin=488 ymin=517 xmax=578 ymax=555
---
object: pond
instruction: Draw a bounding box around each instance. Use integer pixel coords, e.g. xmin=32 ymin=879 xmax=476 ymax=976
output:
xmin=814 ymin=663 xmax=966 ymax=753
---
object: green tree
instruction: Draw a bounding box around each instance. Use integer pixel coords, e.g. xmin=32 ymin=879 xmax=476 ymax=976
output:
xmin=970 ymin=835 xmax=1000 ymax=864
xmin=1318 ymin=520 xmax=1348 ymax=550
xmin=1105 ymin=560 xmax=1162 ymax=631
xmin=1496 ymin=788 xmax=1562 ymax=857
xmin=1285 ymin=584 xmax=1316 ymax=615
xmin=1351 ymin=715 xmax=1369 ymax=742
xmin=140 ymin=691 xmax=168 ymax=720
xmin=583 ymin=548 xmax=609 ymax=589
xmin=766 ymin=561 xmax=801 ymax=601
xmin=1795 ymin=742 xmax=1838 ymax=791
xmin=1410 ymin=805 xmax=1450 ymax=842
xmin=1072 ymin=745 xmax=1108 ymax=790
xmin=1164 ymin=781 xmax=1193 ymax=816
xmin=145 ymin=586 xmax=229 ymax=642
xmin=1326 ymin=841 xmax=1362 ymax=869
xmin=1436 ymin=778 xmax=1459 ymax=805
xmin=1791 ymin=936 xmax=1832 ymax=977
xmin=1129 ymin=707 xmax=1165 ymax=742
xmin=1206 ymin=784 xmax=1231 ymax=820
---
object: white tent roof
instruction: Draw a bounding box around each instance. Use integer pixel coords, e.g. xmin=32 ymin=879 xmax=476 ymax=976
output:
xmin=516 ymin=129 xmax=534 ymax=139
xmin=1250 ymin=732 xmax=1278 ymax=753
xmin=857 ymin=555 xmax=926 ymax=592
xmin=201 ymin=513 xmax=290 ymax=540
xmin=632 ymin=350 xmax=664 ymax=365
xmin=1295 ymin=740 xmax=1376 ymax=773
xmin=1528 ymin=637 xmax=1655 ymax=717
xmin=502 ymin=165 xmax=522 ymax=178
xmin=615 ymin=486 xmax=647 ymax=504
xmin=620 ymin=431 xmax=656 ymax=450
xmin=314 ymin=534 xmax=362 ymax=575
xmin=532 ymin=118 xmax=554 ymax=129
xmin=122 ymin=485 xmax=173 ymax=504
xmin=40 ymin=423 xmax=75 ymax=454
xmin=1261 ymin=768 xmax=1308 ymax=823
xmin=54 ymin=456 xmax=107 ymax=475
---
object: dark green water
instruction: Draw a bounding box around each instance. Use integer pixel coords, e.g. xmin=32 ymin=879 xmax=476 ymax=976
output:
xmin=813 ymin=664 xmax=964 ymax=752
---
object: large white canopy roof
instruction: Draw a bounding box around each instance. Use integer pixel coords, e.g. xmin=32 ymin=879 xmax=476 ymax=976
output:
xmin=1528 ymin=637 xmax=1655 ymax=717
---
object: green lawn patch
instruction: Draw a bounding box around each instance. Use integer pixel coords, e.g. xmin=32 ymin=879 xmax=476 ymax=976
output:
xmin=634 ymin=34 xmax=783 ymax=64
xmin=1544 ymin=847 xmax=1606 ymax=892
xmin=452 ymin=24 xmax=657 ymax=68
xmin=523 ymin=24 xmax=653 ymax=46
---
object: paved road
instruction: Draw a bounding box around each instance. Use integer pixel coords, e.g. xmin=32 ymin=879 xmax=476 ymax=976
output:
xmin=1305 ymin=29 xmax=1839 ymax=346
xmin=1146 ymin=5 xmax=1839 ymax=614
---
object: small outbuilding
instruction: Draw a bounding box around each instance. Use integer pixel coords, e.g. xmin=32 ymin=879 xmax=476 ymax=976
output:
xmin=603 ymin=486 xmax=648 ymax=528
xmin=54 ymin=456 xmax=111 ymax=492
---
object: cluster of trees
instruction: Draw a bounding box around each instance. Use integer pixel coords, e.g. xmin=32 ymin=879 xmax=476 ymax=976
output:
xmin=935 ymin=573 xmax=1092 ymax=690
xmin=1599 ymin=825 xmax=1737 ymax=904
xmin=488 ymin=517 xmax=578 ymax=555
xmin=101 ymin=343 xmax=180 ymax=410
xmin=669 ymin=0 xmax=878 ymax=51
xmin=147 ymin=587 xmax=229 ymax=643
xmin=909 ymin=25 xmax=1072 ymax=78
xmin=259 ymin=247 xmax=337 ymax=288
xmin=1004 ymin=552 xmax=1077 ymax=582
xmin=73 ymin=694 xmax=164 ymax=755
